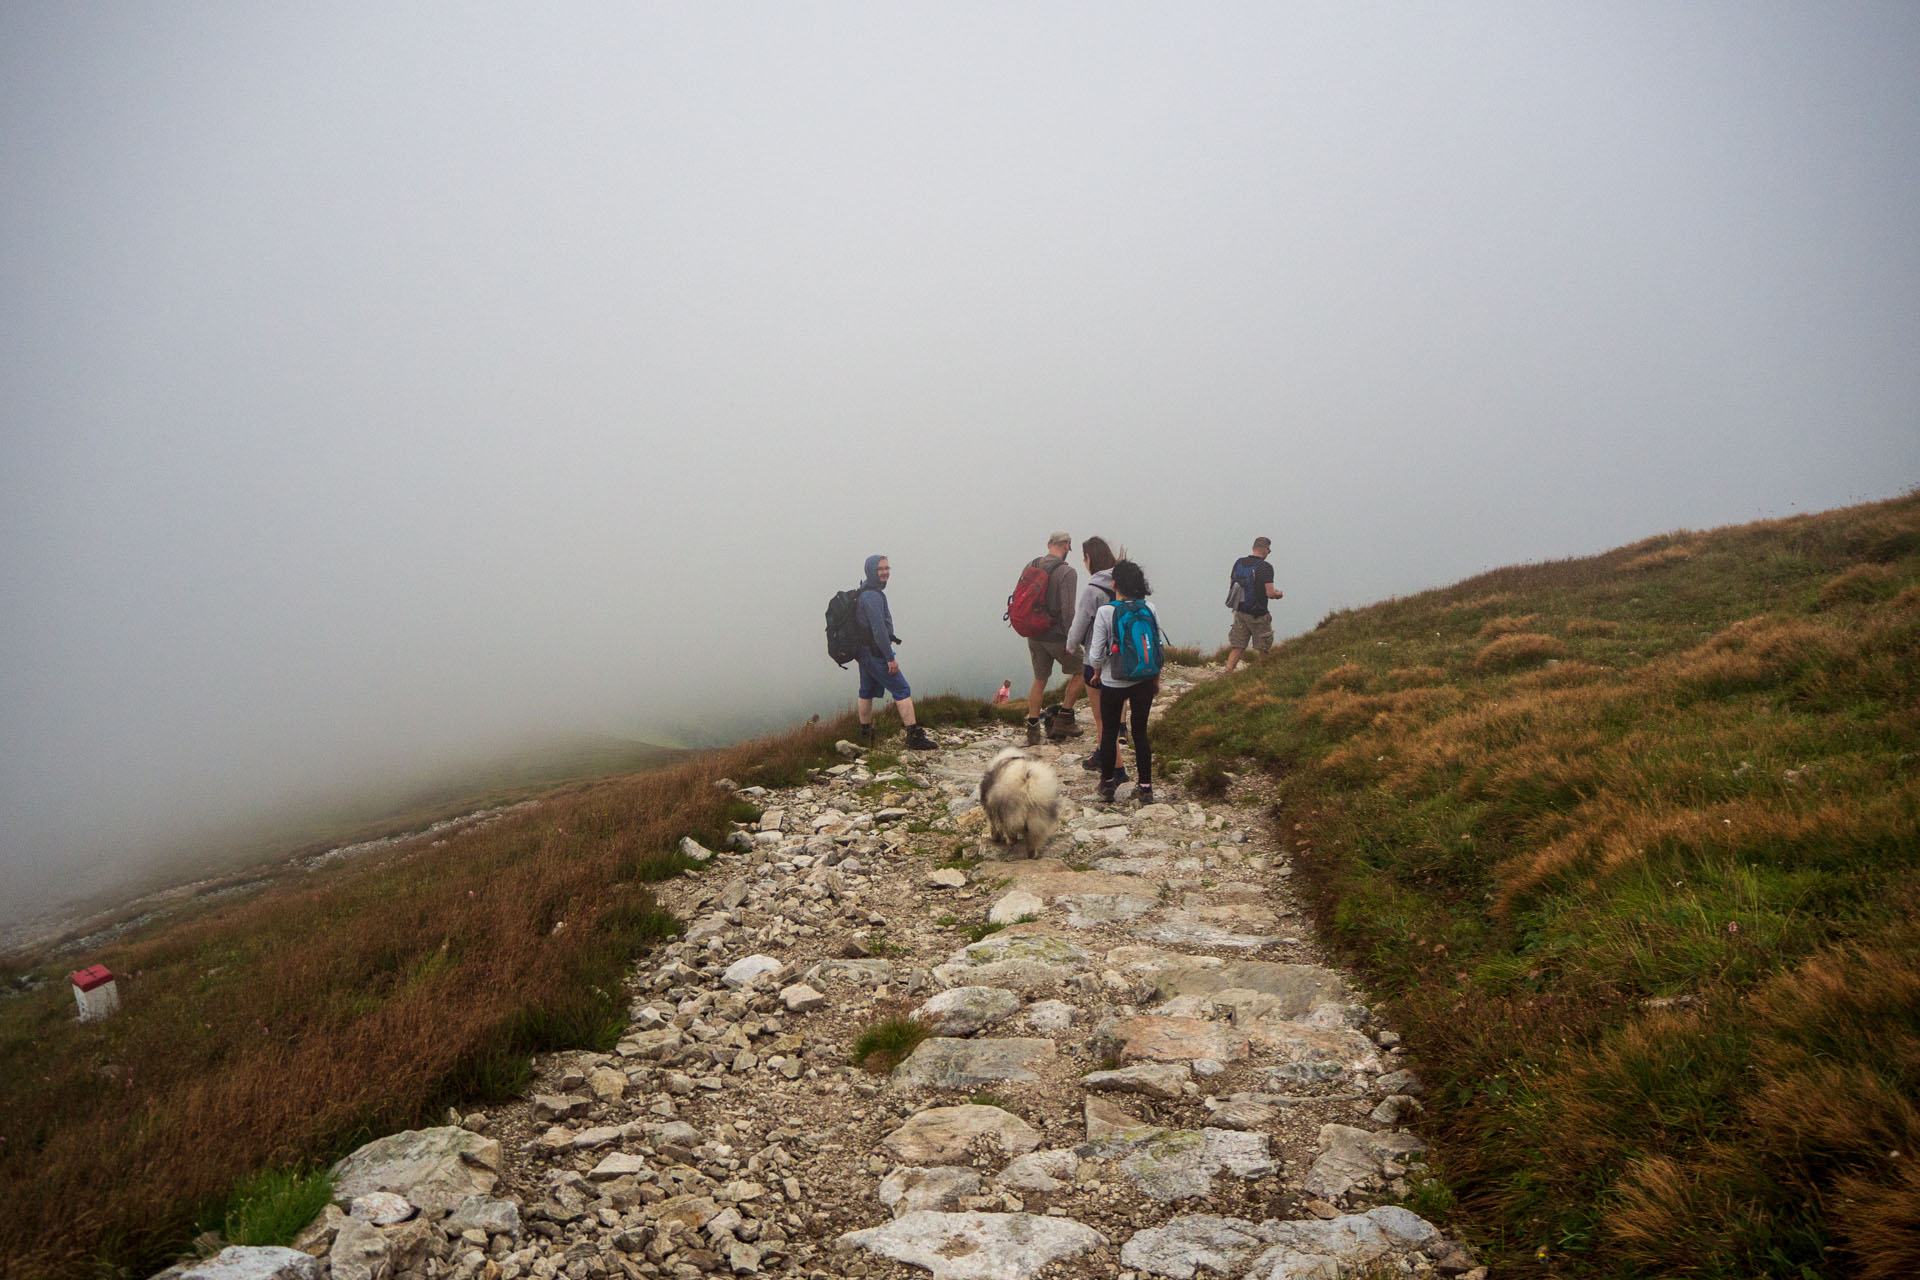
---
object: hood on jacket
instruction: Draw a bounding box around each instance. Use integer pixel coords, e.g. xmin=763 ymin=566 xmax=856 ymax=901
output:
xmin=863 ymin=554 xmax=887 ymax=590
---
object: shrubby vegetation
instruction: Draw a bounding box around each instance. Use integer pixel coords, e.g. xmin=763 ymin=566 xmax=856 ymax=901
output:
xmin=1159 ymin=491 xmax=1920 ymax=1278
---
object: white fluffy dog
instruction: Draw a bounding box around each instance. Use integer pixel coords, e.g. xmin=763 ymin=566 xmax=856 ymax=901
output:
xmin=979 ymin=747 xmax=1060 ymax=858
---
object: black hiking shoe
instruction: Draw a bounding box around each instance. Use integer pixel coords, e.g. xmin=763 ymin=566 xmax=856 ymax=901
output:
xmin=1080 ymin=751 xmax=1103 ymax=773
xmin=1136 ymin=785 xmax=1155 ymax=806
xmin=904 ymin=724 xmax=938 ymax=752
xmin=856 ymin=722 xmax=875 ymax=746
xmin=1097 ymin=779 xmax=1117 ymax=804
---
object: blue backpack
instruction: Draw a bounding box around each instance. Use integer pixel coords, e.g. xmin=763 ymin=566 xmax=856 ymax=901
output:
xmin=1226 ymin=556 xmax=1260 ymax=610
xmin=1108 ymin=600 xmax=1164 ymax=681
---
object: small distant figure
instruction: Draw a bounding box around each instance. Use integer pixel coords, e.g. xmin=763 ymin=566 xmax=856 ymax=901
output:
xmin=809 ymin=714 xmax=820 ymax=724
xmin=1223 ymin=535 xmax=1284 ymax=674
xmin=1088 ymin=559 xmax=1166 ymax=805
xmin=852 ymin=555 xmax=938 ymax=751
xmin=992 ymin=679 xmax=1012 ymax=704
xmin=1066 ymin=536 xmax=1121 ymax=779
xmin=1007 ymin=531 xmax=1085 ymax=745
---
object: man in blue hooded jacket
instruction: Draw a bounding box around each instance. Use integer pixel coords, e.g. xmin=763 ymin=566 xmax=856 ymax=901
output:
xmin=855 ymin=555 xmax=937 ymax=751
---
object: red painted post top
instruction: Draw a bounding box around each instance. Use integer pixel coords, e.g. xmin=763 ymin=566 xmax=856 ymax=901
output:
xmin=71 ymin=964 xmax=114 ymax=992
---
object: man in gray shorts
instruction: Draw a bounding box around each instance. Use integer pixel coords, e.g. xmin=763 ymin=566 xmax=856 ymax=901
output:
xmin=1022 ymin=531 xmax=1085 ymax=745
xmin=1224 ymin=536 xmax=1284 ymax=674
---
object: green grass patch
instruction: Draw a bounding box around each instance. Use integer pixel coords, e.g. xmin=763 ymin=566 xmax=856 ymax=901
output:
xmin=852 ymin=1014 xmax=930 ymax=1074
xmin=206 ymin=1166 xmax=335 ymax=1248
xmin=1156 ymin=490 xmax=1920 ymax=1279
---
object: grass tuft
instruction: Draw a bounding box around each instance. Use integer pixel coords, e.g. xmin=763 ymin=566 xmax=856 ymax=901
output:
xmin=852 ymin=1012 xmax=931 ymax=1074
xmin=211 ymin=1166 xmax=335 ymax=1249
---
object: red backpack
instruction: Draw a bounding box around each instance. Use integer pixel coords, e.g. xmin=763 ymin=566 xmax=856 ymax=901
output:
xmin=1005 ymin=562 xmax=1057 ymax=637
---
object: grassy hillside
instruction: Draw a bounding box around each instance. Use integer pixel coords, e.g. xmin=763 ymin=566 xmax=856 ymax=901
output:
xmin=0 ymin=721 xmax=841 ymax=1280
xmin=1161 ymin=492 xmax=1920 ymax=1278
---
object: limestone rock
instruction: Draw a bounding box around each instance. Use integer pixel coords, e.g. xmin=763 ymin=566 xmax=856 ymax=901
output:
xmin=1081 ymin=1062 xmax=1189 ymax=1100
xmin=779 ymin=982 xmax=827 ymax=1012
xmin=329 ymin=1126 xmax=500 ymax=1215
xmin=1109 ymin=1015 xmax=1250 ymax=1064
xmin=995 ymin=1148 xmax=1081 ymax=1193
xmin=346 ymin=1191 xmax=414 ymax=1225
xmin=1244 ymin=1206 xmax=1441 ymax=1278
xmin=443 ymin=1195 xmax=520 ymax=1239
xmin=838 ymin=1211 xmax=1104 ymax=1280
xmin=1116 ymin=1214 xmax=1275 ymax=1278
xmin=722 ymin=954 xmax=782 ymax=988
xmin=926 ymin=868 xmax=969 ymax=889
xmin=1015 ymin=999 xmax=1075 ymax=1034
xmin=1303 ymin=1124 xmax=1430 ymax=1201
xmin=326 ymin=1216 xmax=389 ymax=1280
xmin=160 ymin=1248 xmax=323 ymax=1280
xmin=879 ymin=1165 xmax=985 ymax=1217
xmin=880 ymin=1105 xmax=1043 ymax=1165
xmin=1079 ymin=1127 xmax=1275 ymax=1202
xmin=987 ymin=890 xmax=1045 ymax=925
xmin=1149 ymin=961 xmax=1350 ymax=1015
xmin=910 ymin=987 xmax=1022 ymax=1037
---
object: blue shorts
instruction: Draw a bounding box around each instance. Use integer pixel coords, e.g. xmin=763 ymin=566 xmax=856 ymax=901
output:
xmin=857 ymin=652 xmax=912 ymax=701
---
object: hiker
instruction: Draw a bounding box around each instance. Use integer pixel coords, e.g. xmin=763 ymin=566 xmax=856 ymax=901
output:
xmin=1223 ymin=535 xmax=1284 ymax=674
xmin=854 ymin=555 xmax=937 ymax=751
xmin=992 ymin=679 xmax=1012 ymax=704
xmin=1087 ymin=558 xmax=1163 ymax=805
xmin=1065 ymin=535 xmax=1122 ymax=778
xmin=1012 ymin=532 xmax=1085 ymax=745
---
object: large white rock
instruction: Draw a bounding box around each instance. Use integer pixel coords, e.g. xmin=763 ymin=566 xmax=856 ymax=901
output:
xmin=1303 ymin=1124 xmax=1428 ymax=1201
xmin=987 ymin=890 xmax=1045 ymax=925
xmin=159 ymin=1248 xmax=322 ymax=1280
xmin=910 ymin=987 xmax=1022 ymax=1037
xmin=1121 ymin=1207 xmax=1443 ymax=1279
xmin=879 ymin=1165 xmax=985 ymax=1217
xmin=839 ymin=1211 xmax=1105 ymax=1280
xmin=892 ymin=1038 xmax=1056 ymax=1088
xmin=329 ymin=1126 xmax=501 ymax=1215
xmin=722 ymin=954 xmax=782 ymax=988
xmin=880 ymin=1105 xmax=1042 ymax=1165
xmin=326 ymin=1217 xmax=390 ymax=1280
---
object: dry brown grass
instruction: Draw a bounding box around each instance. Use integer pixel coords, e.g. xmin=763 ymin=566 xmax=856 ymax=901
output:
xmin=1381 ymin=665 xmax=1449 ymax=689
xmin=1477 ymin=613 xmax=1539 ymax=640
xmin=1471 ymin=632 xmax=1571 ymax=672
xmin=1621 ymin=544 xmax=1695 ymax=572
xmin=0 ymin=718 xmax=850 ymax=1280
xmin=1311 ymin=662 xmax=1370 ymax=693
xmin=1818 ymin=562 xmax=1902 ymax=610
xmin=1509 ymin=660 xmax=1614 ymax=691
xmin=1565 ymin=616 xmax=1620 ymax=636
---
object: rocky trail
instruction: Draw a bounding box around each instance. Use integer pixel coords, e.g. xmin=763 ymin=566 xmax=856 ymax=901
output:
xmin=198 ymin=665 xmax=1484 ymax=1280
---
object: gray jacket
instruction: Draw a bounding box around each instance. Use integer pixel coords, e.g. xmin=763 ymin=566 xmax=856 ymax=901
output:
xmin=1066 ymin=569 xmax=1116 ymax=658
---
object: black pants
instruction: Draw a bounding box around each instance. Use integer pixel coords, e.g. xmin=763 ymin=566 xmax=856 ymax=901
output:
xmin=1098 ymin=679 xmax=1156 ymax=786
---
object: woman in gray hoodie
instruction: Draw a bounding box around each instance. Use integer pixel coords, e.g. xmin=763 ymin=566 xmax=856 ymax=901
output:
xmin=1065 ymin=536 xmax=1121 ymax=778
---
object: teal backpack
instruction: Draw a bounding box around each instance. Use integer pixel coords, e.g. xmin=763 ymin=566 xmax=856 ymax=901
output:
xmin=1108 ymin=600 xmax=1164 ymax=681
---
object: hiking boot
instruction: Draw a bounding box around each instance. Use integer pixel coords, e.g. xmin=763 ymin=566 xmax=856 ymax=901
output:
xmin=1047 ymin=705 xmax=1084 ymax=741
xmin=1096 ymin=779 xmax=1117 ymax=804
xmin=1136 ymin=784 xmax=1155 ymax=806
xmin=1080 ymin=750 xmax=1103 ymax=773
xmin=1025 ymin=717 xmax=1044 ymax=747
xmin=856 ymin=722 xmax=875 ymax=746
xmin=903 ymin=724 xmax=938 ymax=752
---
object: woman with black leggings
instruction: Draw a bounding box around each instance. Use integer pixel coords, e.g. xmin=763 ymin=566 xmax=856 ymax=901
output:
xmin=1086 ymin=559 xmax=1160 ymax=805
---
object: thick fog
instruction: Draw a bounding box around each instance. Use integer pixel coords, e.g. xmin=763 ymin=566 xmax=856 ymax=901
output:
xmin=4 ymin=3 xmax=1918 ymax=930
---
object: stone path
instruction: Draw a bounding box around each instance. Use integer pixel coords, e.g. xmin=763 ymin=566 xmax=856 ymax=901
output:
xmin=246 ymin=665 xmax=1484 ymax=1280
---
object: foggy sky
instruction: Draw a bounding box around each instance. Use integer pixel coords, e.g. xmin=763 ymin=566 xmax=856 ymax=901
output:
xmin=4 ymin=3 xmax=1918 ymax=929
